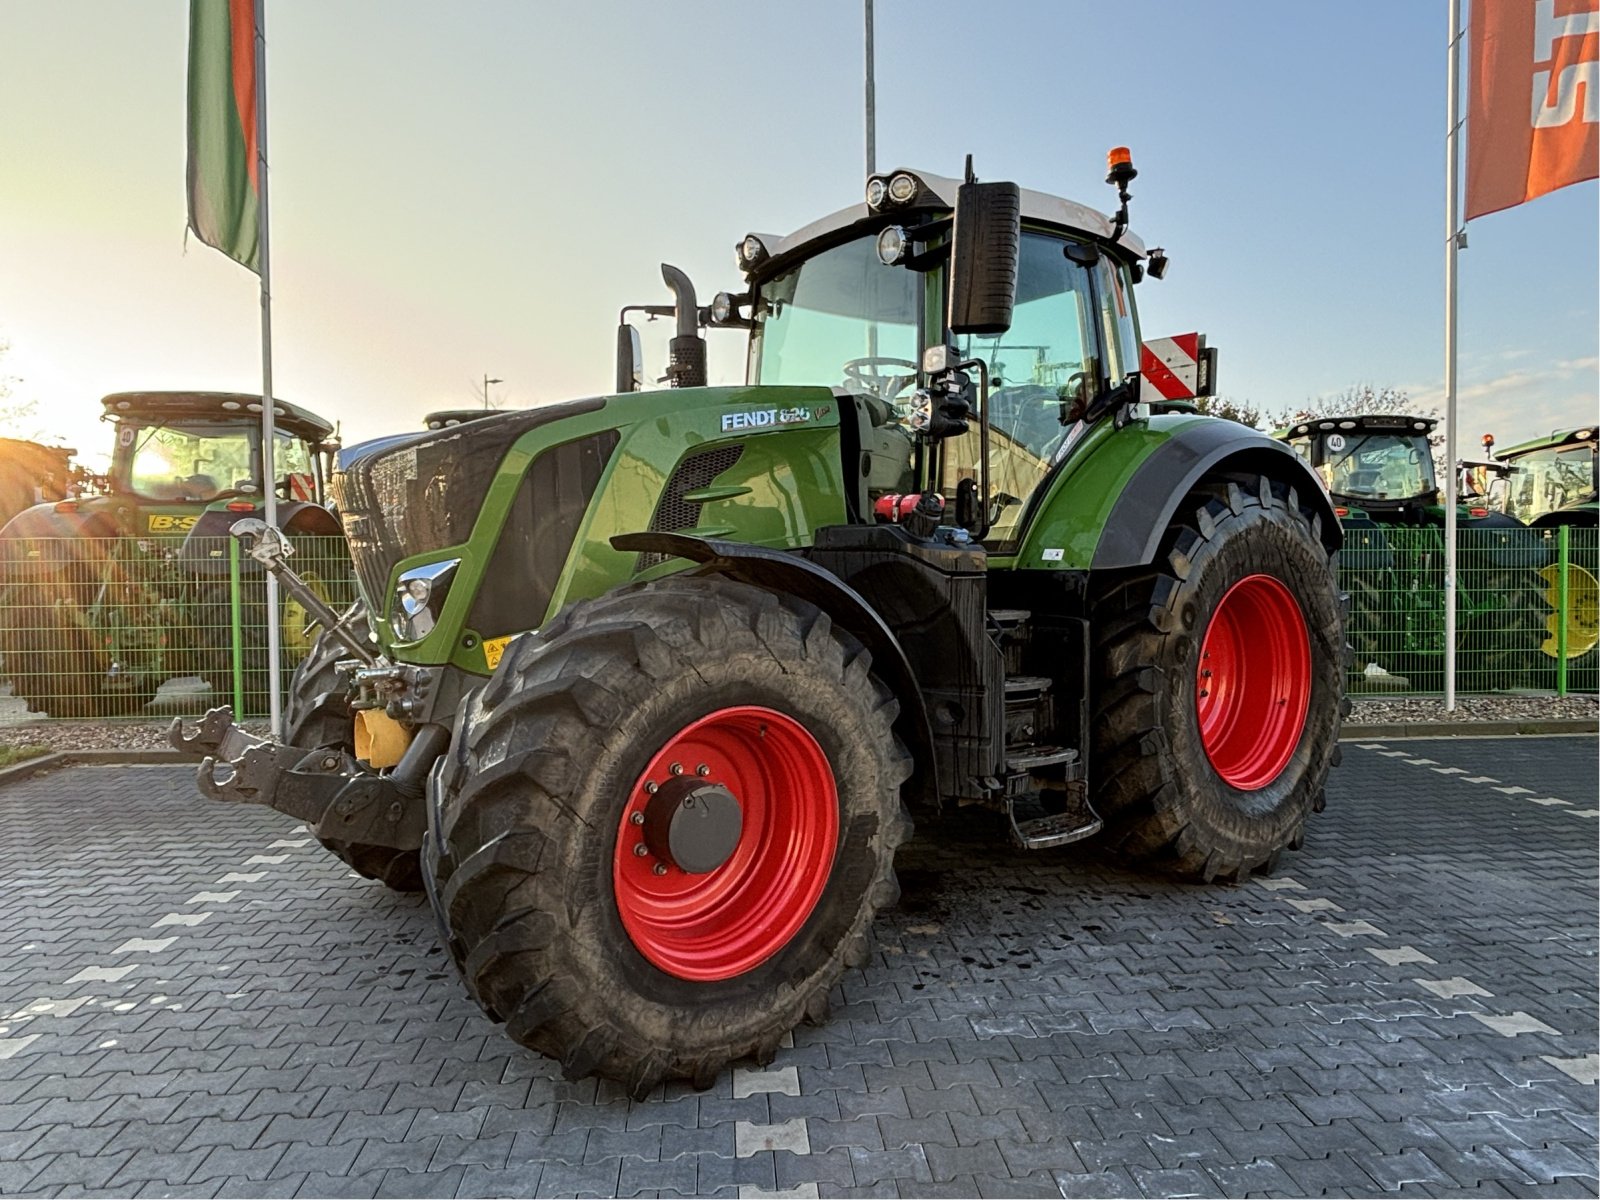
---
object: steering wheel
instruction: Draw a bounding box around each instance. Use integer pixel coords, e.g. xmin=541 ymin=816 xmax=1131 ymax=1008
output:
xmin=841 ymin=357 xmax=919 ymax=402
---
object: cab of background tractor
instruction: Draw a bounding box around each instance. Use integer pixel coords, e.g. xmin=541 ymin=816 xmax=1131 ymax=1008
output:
xmin=1491 ymin=427 xmax=1599 ymax=527
xmin=100 ymin=391 xmax=337 ymax=523
xmin=1282 ymin=414 xmax=1443 ymax=522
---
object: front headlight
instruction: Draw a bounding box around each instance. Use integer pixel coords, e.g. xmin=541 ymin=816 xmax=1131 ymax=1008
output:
xmin=392 ymin=558 xmax=460 ymax=641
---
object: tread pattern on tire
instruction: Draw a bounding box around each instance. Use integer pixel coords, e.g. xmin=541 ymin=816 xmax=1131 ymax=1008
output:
xmin=428 ymin=574 xmax=912 ymax=1097
xmin=1089 ymin=474 xmax=1348 ymax=883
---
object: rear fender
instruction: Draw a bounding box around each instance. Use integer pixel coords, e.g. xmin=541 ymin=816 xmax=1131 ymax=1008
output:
xmin=1090 ymin=422 xmax=1342 ymax=569
xmin=179 ymin=500 xmax=343 ymax=577
xmin=611 ymin=531 xmax=939 ymax=810
xmin=0 ymin=503 xmax=122 ymax=589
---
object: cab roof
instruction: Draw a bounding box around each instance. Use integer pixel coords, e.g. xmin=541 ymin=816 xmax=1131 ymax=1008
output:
xmin=1284 ymin=414 xmax=1437 ymax=439
xmin=1498 ymin=426 xmax=1598 ymax=459
xmin=100 ymin=391 xmax=335 ymax=442
xmin=744 ymin=167 xmax=1148 ymax=281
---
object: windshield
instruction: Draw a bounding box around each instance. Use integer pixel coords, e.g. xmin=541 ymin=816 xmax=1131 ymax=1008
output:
xmin=114 ymin=421 xmax=315 ymax=503
xmin=751 ymin=235 xmax=922 ymax=400
xmin=1507 ymin=443 xmax=1597 ymax=522
xmin=1315 ymin=432 xmax=1435 ymax=502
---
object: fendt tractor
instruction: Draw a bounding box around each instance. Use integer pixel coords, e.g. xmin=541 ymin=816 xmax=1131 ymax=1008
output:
xmin=1467 ymin=427 xmax=1598 ymax=690
xmin=0 ymin=391 xmax=348 ymax=716
xmin=175 ymin=154 xmax=1348 ymax=1094
xmin=1279 ymin=413 xmax=1547 ymax=691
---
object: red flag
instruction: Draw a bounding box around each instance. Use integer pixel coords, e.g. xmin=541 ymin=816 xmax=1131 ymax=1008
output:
xmin=1466 ymin=0 xmax=1599 ymax=220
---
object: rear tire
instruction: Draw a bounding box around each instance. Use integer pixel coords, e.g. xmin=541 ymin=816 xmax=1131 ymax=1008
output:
xmin=1089 ymin=474 xmax=1346 ymax=882
xmin=427 ymin=575 xmax=911 ymax=1096
xmin=284 ymin=606 xmax=424 ymax=893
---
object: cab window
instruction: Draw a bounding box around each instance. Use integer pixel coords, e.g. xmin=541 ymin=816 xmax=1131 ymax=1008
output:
xmin=123 ymin=422 xmax=255 ymax=502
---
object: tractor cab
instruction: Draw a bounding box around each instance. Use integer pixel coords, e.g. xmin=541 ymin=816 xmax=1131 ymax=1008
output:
xmin=619 ymin=157 xmax=1156 ymax=550
xmin=101 ymin=392 xmax=336 ymax=532
xmin=1493 ymin=427 xmax=1598 ymax=528
xmin=1282 ymin=415 xmax=1442 ymax=522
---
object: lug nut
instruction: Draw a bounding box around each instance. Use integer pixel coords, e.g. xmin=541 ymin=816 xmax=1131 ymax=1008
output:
xmin=652 ymin=863 xmax=668 ymax=876
xmin=696 ymin=764 xmax=710 ymax=777
xmin=630 ymin=812 xmax=645 ymax=825
xmin=644 ymin=781 xmax=658 ymax=794
xmin=633 ymin=843 xmax=649 ymax=857
xmin=670 ymin=762 xmax=683 ymax=776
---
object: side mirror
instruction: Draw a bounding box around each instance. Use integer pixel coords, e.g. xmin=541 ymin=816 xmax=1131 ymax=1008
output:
xmin=615 ymin=324 xmax=643 ymax=394
xmin=947 ymin=178 xmax=1020 ymax=336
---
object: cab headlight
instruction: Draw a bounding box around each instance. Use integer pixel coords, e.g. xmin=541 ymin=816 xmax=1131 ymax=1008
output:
xmin=392 ymin=558 xmax=460 ymax=641
xmin=876 ymin=225 xmax=908 ymax=265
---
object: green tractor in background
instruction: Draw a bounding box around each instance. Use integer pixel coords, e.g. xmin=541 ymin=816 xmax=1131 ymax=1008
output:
xmin=1280 ymin=414 xmax=1549 ymax=692
xmin=0 ymin=391 xmax=348 ymax=717
xmin=176 ymin=154 xmax=1348 ymax=1093
xmin=1465 ymin=426 xmax=1598 ymax=691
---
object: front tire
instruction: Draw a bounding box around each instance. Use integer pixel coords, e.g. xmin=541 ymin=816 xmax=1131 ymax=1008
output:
xmin=427 ymin=576 xmax=911 ymax=1096
xmin=284 ymin=607 xmax=424 ymax=893
xmin=1090 ymin=474 xmax=1346 ymax=882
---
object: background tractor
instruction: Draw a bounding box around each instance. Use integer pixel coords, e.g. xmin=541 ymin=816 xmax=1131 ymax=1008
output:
xmin=1280 ymin=413 xmax=1550 ymax=692
xmin=0 ymin=391 xmax=349 ymax=717
xmin=177 ymin=154 xmax=1348 ymax=1094
xmin=1465 ymin=426 xmax=1598 ymax=691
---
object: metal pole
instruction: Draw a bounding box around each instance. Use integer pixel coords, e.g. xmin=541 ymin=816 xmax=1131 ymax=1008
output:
xmin=229 ymin=535 xmax=244 ymax=715
xmin=1557 ymin=525 xmax=1571 ymax=695
xmin=864 ymin=0 xmax=876 ymax=176
xmin=253 ymin=0 xmax=283 ymax=737
xmin=1443 ymin=0 xmax=1463 ymax=710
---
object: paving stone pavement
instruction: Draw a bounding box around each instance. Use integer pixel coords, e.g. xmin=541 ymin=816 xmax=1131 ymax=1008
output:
xmin=0 ymin=736 xmax=1594 ymax=1199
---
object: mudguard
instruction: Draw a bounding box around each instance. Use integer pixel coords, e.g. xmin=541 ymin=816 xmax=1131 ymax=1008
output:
xmin=1091 ymin=420 xmax=1341 ymax=569
xmin=610 ymin=531 xmax=940 ymax=809
xmin=178 ymin=500 xmax=343 ymax=577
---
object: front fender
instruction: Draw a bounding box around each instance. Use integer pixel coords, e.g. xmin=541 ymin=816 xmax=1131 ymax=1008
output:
xmin=611 ymin=531 xmax=939 ymax=810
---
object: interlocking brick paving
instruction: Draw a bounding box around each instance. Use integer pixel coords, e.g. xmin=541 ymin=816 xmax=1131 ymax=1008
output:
xmin=0 ymin=737 xmax=1594 ymax=1198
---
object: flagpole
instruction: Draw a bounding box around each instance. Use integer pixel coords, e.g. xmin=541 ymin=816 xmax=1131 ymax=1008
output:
xmin=1443 ymin=0 xmax=1463 ymax=712
xmin=253 ymin=0 xmax=283 ymax=737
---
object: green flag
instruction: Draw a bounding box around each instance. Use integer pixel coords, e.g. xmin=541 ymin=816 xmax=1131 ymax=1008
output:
xmin=187 ymin=0 xmax=260 ymax=273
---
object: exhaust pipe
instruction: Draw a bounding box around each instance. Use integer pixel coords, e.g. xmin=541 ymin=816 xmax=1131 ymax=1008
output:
xmin=660 ymin=263 xmax=707 ymax=389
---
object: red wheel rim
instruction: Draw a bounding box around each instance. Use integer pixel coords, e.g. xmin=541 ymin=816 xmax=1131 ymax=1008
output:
xmin=613 ymin=706 xmax=838 ymax=982
xmin=1196 ymin=574 xmax=1312 ymax=790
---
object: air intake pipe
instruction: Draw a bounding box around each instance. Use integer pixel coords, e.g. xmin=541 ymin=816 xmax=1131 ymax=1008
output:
xmin=661 ymin=263 xmax=708 ymax=389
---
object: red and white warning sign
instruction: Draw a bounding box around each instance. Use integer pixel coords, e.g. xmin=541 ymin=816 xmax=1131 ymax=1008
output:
xmin=287 ymin=472 xmax=316 ymax=502
xmin=1139 ymin=333 xmax=1216 ymax=403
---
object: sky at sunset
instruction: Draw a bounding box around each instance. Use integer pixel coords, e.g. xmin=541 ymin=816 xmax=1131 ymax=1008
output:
xmin=1 ymin=1 xmax=1595 ymax=469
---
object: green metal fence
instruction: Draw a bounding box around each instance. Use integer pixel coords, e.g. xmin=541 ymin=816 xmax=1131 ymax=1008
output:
xmin=0 ymin=534 xmax=354 ymax=721
xmin=1341 ymin=524 xmax=1598 ymax=696
xmin=0 ymin=525 xmax=1592 ymax=722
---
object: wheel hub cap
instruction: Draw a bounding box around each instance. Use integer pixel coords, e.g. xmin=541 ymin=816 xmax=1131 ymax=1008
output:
xmin=642 ymin=777 xmax=743 ymax=874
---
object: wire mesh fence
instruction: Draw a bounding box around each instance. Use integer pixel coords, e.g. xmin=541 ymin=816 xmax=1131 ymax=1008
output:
xmin=0 ymin=524 xmax=1592 ymax=723
xmin=0 ymin=534 xmax=355 ymax=722
xmin=1341 ymin=523 xmax=1598 ymax=696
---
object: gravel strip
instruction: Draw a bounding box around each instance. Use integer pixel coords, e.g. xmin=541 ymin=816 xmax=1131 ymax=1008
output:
xmin=1350 ymin=693 xmax=1597 ymax=725
xmin=5 ymin=694 xmax=1591 ymax=756
xmin=0 ymin=717 xmax=269 ymax=754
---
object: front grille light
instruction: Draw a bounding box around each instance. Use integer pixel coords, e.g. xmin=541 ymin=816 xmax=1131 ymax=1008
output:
xmin=392 ymin=558 xmax=460 ymax=642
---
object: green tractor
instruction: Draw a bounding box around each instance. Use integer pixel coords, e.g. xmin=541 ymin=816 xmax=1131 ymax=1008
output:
xmin=0 ymin=391 xmax=347 ymax=717
xmin=1280 ymin=413 xmax=1548 ymax=692
xmin=1470 ymin=426 xmax=1598 ymax=690
xmin=175 ymin=155 xmax=1348 ymax=1093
